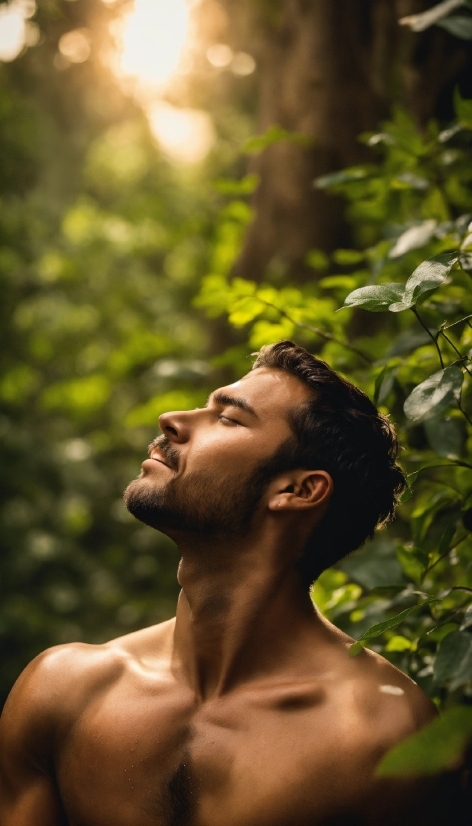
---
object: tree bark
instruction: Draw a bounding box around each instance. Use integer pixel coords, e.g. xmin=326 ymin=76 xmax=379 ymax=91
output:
xmin=221 ymin=0 xmax=472 ymax=282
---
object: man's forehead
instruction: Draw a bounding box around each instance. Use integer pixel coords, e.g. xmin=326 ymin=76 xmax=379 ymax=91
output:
xmin=223 ymin=368 xmax=310 ymax=417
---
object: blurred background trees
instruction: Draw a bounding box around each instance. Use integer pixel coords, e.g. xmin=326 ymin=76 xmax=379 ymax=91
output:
xmin=1 ymin=1 xmax=472 ymax=774
xmin=0 ymin=0 xmax=231 ymax=699
xmin=222 ymin=0 xmax=472 ymax=279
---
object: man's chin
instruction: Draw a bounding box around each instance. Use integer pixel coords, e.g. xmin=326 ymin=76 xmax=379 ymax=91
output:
xmin=123 ymin=479 xmax=161 ymax=528
xmin=123 ymin=478 xmax=181 ymax=532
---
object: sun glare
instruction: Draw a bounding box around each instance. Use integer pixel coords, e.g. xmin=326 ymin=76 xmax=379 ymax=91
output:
xmin=112 ymin=0 xmax=215 ymax=165
xmin=115 ymin=0 xmax=189 ymax=91
xmin=0 ymin=0 xmax=38 ymax=63
xmin=147 ymin=101 xmax=215 ymax=164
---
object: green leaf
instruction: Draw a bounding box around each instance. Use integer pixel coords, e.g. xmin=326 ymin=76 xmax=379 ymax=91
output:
xmin=461 ymin=231 xmax=472 ymax=249
xmin=243 ymin=125 xmax=313 ymax=154
xmin=315 ymin=167 xmax=370 ymax=188
xmin=373 ymin=365 xmax=389 ymax=405
xmin=355 ymin=251 xmax=455 ymax=312
xmin=437 ymin=14 xmax=472 ymax=38
xmin=389 ymin=221 xmax=437 ymax=258
xmin=385 ymin=329 xmax=431 ymax=357
xmin=374 ymin=365 xmax=397 ymax=405
xmin=41 ymin=375 xmax=111 ymax=418
xmin=385 ymin=635 xmax=413 ymax=652
xmin=401 ymin=253 xmax=458 ymax=306
xmin=222 ymin=200 xmax=253 ymax=224
xmin=407 ymin=469 xmax=423 ymax=486
xmin=340 ymin=283 xmax=405 ymax=312
xmin=438 ymin=121 xmax=463 ymax=142
xmin=459 ymin=252 xmax=472 ymax=273
xmin=460 ymin=606 xmax=472 ymax=630
xmin=125 ymin=390 xmax=206 ymax=428
xmin=411 ymin=489 xmax=461 ymax=544
xmin=212 ymin=174 xmax=260 ymax=195
xmin=403 ymin=366 xmax=463 ymax=422
xmin=305 ymin=249 xmax=330 ymax=271
xmin=349 ymin=641 xmax=367 ymax=656
xmin=318 ymin=276 xmax=362 ymax=292
xmin=399 ymin=0 xmax=466 ymax=32
xmin=393 ymin=172 xmax=430 ymax=190
xmin=364 ymin=132 xmax=395 ymax=147
xmin=228 ymin=296 xmax=264 ymax=327
xmin=332 ymin=249 xmax=365 ymax=266
xmin=338 ymin=537 xmax=403 ymax=590
xmin=424 ymin=416 xmax=463 ymax=458
xmin=404 ymin=464 xmax=464 ymax=490
xmin=376 ymin=707 xmax=472 ymax=777
xmin=396 ymin=545 xmax=428 ymax=582
xmin=437 ymin=516 xmax=460 ymax=557
xmin=434 ymin=630 xmax=472 ymax=688
xmin=349 ymin=598 xmax=438 ymax=655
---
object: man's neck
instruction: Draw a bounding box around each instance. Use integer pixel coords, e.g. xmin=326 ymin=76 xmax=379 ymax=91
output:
xmin=170 ymin=530 xmax=324 ymax=701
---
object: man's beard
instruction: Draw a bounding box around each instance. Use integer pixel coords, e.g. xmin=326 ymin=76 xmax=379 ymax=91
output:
xmin=123 ymin=435 xmax=297 ymax=539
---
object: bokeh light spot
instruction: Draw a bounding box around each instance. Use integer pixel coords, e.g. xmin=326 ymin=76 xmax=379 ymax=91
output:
xmin=0 ymin=0 xmax=36 ymax=62
xmin=147 ymin=101 xmax=215 ymax=164
xmin=58 ymin=29 xmax=91 ymax=64
xmin=231 ymin=52 xmax=256 ymax=76
xmin=207 ymin=43 xmax=233 ymax=68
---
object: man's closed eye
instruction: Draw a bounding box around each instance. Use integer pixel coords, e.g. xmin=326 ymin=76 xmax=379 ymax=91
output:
xmin=219 ymin=415 xmax=240 ymax=426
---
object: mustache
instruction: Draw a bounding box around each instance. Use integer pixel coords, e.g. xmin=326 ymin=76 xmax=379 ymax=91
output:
xmin=148 ymin=435 xmax=180 ymax=471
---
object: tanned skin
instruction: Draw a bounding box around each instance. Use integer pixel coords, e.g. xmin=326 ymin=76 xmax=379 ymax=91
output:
xmin=0 ymin=368 xmax=453 ymax=825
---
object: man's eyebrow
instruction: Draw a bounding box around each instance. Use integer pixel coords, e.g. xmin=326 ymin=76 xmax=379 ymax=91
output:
xmin=207 ymin=391 xmax=259 ymax=419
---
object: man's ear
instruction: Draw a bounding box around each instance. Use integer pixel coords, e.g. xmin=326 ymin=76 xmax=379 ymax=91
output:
xmin=268 ymin=470 xmax=333 ymax=513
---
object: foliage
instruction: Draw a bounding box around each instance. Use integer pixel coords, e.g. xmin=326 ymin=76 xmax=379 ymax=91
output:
xmin=377 ymin=706 xmax=472 ymax=776
xmin=242 ymin=124 xmax=313 ymax=154
xmin=2 ymin=0 xmax=472 ymax=783
xmin=0 ymin=0 xmax=251 ymax=705
xmin=399 ymin=0 xmax=472 ymax=38
xmin=196 ymin=94 xmax=472 ymax=768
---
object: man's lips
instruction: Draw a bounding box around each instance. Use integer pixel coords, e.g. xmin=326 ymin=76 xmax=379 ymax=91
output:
xmin=150 ymin=449 xmax=170 ymax=467
xmin=142 ymin=438 xmax=179 ymax=472
xmin=141 ymin=452 xmax=173 ymax=474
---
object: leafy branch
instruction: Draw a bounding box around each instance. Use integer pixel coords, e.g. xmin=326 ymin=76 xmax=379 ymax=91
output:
xmin=248 ymin=296 xmax=373 ymax=364
xmin=411 ymin=307 xmax=444 ymax=368
xmin=421 ymin=533 xmax=469 ymax=580
xmin=340 ymin=253 xmax=472 ymax=425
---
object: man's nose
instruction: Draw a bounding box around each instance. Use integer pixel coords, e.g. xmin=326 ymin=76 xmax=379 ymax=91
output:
xmin=158 ymin=410 xmax=191 ymax=443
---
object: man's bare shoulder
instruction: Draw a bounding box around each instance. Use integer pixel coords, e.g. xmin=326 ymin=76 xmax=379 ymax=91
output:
xmin=1 ymin=619 xmax=176 ymax=739
xmin=299 ymin=622 xmax=442 ymax=824
xmin=107 ymin=615 xmax=176 ymax=666
xmin=316 ymin=618 xmax=437 ymax=752
xmin=350 ymin=644 xmax=437 ymax=741
xmin=342 ymin=649 xmax=459 ymax=826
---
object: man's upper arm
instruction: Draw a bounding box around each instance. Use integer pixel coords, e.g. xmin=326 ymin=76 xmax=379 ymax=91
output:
xmin=351 ymin=668 xmax=470 ymax=826
xmin=363 ymin=690 xmax=470 ymax=826
xmin=363 ymin=769 xmax=471 ymax=826
xmin=0 ymin=652 xmax=68 ymax=826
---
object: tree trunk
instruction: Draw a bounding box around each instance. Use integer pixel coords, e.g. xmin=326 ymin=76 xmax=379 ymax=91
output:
xmin=221 ymin=0 xmax=472 ymax=282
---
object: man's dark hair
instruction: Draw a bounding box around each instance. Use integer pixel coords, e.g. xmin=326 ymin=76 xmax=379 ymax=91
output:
xmin=252 ymin=341 xmax=406 ymax=585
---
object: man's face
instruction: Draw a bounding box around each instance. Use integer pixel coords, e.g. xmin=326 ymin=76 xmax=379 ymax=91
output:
xmin=124 ymin=368 xmax=311 ymax=539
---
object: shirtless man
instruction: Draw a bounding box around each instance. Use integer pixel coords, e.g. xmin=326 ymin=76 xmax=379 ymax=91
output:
xmin=0 ymin=341 xmax=461 ymax=825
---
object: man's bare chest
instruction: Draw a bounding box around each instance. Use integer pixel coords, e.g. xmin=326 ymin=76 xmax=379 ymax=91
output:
xmin=55 ymin=679 xmax=363 ymax=826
